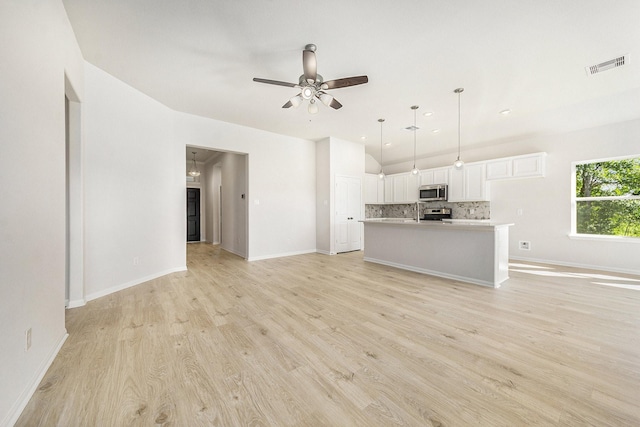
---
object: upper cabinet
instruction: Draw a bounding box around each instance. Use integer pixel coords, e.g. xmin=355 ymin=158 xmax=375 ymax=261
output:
xmin=420 ymin=167 xmax=450 ymax=186
xmin=364 ymin=152 xmax=546 ymax=205
xmin=448 ymin=162 xmax=490 ymax=202
xmin=364 ymin=173 xmax=384 ymax=204
xmin=486 ymin=152 xmax=547 ymax=181
xmin=391 ymin=173 xmax=420 ymax=203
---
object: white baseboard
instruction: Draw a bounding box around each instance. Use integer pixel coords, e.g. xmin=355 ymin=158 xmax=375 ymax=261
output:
xmin=315 ymin=249 xmax=332 ymax=256
xmin=248 ymin=249 xmax=317 ymax=261
xmin=2 ymin=331 xmax=68 ymax=427
xmin=509 ymin=256 xmax=640 ymax=276
xmin=66 ymin=298 xmax=86 ymax=309
xmin=221 ymin=247 xmax=247 ymax=259
xmin=364 ymin=256 xmax=500 ymax=288
xmin=85 ymin=266 xmax=187 ymax=302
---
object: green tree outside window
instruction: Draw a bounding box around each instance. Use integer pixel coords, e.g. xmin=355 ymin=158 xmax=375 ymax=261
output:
xmin=575 ymin=157 xmax=640 ymax=237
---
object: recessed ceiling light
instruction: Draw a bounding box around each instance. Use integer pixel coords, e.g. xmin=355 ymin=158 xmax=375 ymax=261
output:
xmin=423 ymin=111 xmax=434 ymax=117
xmin=360 ymin=136 xmax=367 ymax=140
xmin=384 ymin=142 xmax=392 ymax=146
xmin=404 ymin=126 xmax=420 ymax=131
xmin=432 ymin=129 xmax=441 ymax=133
xmin=500 ymin=109 xmax=511 ymax=115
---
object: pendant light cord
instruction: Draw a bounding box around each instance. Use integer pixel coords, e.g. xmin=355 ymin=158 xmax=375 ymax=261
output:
xmin=410 ymin=105 xmax=419 ymax=174
xmin=457 ymin=91 xmax=461 ymax=160
xmin=413 ymin=108 xmax=417 ymax=168
xmin=378 ymin=118 xmax=385 ymax=177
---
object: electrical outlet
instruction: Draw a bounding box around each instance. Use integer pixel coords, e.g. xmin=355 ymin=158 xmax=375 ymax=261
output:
xmin=519 ymin=241 xmax=531 ymax=250
xmin=469 ymin=208 xmax=475 ymax=214
xmin=133 ymin=257 xmax=140 ymax=265
xmin=517 ymin=208 xmax=523 ymax=216
xmin=26 ymin=328 xmax=32 ymax=351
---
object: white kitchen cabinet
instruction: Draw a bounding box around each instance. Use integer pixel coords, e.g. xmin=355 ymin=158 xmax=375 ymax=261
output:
xmin=513 ymin=153 xmax=546 ymax=178
xmin=393 ymin=174 xmax=408 ymax=203
xmin=420 ymin=167 xmax=450 ymax=186
xmin=486 ymin=152 xmax=546 ymax=180
xmin=364 ymin=173 xmax=384 ymax=204
xmin=384 ymin=176 xmax=394 ymax=203
xmin=485 ymin=159 xmax=512 ymax=180
xmin=448 ymin=162 xmax=490 ymax=202
xmin=387 ymin=173 xmax=420 ymax=203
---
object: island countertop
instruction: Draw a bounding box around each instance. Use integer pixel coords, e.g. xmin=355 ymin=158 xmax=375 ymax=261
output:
xmin=361 ymin=219 xmax=512 ymax=288
xmin=361 ymin=218 xmax=513 ymax=230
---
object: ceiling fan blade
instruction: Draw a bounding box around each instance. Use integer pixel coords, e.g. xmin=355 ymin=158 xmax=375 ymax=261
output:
xmin=318 ymin=92 xmax=343 ymax=109
xmin=303 ymin=49 xmax=317 ymax=83
xmin=253 ymin=77 xmax=298 ymax=88
xmin=322 ymin=75 xmax=368 ymax=90
xmin=329 ymin=98 xmax=343 ymax=109
xmin=282 ymin=100 xmax=293 ymax=108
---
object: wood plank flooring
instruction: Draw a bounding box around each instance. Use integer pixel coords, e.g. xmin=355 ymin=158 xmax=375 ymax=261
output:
xmin=16 ymin=244 xmax=640 ymax=426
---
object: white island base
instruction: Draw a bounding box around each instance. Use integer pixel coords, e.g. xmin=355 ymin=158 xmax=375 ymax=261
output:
xmin=362 ymin=220 xmax=512 ymax=288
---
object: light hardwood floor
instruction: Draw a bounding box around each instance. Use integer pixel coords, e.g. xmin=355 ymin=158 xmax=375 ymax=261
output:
xmin=17 ymin=243 xmax=640 ymax=426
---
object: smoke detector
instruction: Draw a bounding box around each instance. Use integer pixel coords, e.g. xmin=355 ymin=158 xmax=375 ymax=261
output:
xmin=585 ymin=54 xmax=628 ymax=76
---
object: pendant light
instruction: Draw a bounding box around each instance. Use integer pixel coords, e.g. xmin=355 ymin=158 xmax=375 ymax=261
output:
xmin=188 ymin=151 xmax=201 ymax=177
xmin=453 ymin=88 xmax=465 ymax=170
xmin=378 ymin=118 xmax=385 ymax=180
xmin=410 ymin=105 xmax=420 ymax=175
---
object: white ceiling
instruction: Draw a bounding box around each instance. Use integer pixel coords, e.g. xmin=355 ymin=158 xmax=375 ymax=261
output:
xmin=185 ymin=147 xmax=220 ymax=165
xmin=63 ymin=0 xmax=640 ymax=166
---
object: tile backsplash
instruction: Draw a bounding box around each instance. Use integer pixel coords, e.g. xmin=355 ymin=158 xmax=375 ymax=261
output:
xmin=365 ymin=201 xmax=490 ymax=220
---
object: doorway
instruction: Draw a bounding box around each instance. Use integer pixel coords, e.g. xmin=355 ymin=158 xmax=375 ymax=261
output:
xmin=334 ymin=175 xmax=362 ymax=253
xmin=65 ymin=75 xmax=84 ymax=308
xmin=187 ymin=188 xmax=201 ymax=242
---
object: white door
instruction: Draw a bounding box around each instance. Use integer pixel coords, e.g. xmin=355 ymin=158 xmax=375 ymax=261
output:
xmin=335 ymin=176 xmax=362 ymax=253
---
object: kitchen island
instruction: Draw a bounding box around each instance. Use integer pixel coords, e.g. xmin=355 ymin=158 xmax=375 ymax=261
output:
xmin=361 ymin=219 xmax=513 ymax=288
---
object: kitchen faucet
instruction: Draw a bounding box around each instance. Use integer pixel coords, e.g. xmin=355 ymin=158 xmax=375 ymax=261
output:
xmin=415 ymin=201 xmax=421 ymax=223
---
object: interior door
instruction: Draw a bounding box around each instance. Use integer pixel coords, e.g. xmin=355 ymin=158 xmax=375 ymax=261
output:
xmin=335 ymin=176 xmax=362 ymax=253
xmin=187 ymin=188 xmax=201 ymax=242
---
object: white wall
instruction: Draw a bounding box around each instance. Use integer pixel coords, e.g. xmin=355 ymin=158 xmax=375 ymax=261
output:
xmin=83 ymin=62 xmax=187 ymax=300
xmin=219 ymin=152 xmax=248 ymax=257
xmin=174 ymin=113 xmax=317 ymax=261
xmin=316 ymin=137 xmax=365 ymax=254
xmin=489 ymin=119 xmax=640 ymax=274
xmin=383 ymin=118 xmax=640 ymax=275
xmin=204 ymin=163 xmax=222 ymax=244
xmin=0 ymin=1 xmax=84 ymax=424
xmin=365 ymin=153 xmax=382 ymax=174
xmin=316 ymin=139 xmax=331 ymax=253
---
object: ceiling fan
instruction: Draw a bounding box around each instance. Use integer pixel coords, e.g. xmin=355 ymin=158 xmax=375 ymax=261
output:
xmin=253 ymin=44 xmax=368 ymax=114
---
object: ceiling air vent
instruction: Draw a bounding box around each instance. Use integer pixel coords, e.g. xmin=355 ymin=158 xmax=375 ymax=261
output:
xmin=585 ymin=54 xmax=628 ymax=76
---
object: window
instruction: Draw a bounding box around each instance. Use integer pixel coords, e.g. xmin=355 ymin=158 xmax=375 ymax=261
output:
xmin=573 ymin=156 xmax=640 ymax=238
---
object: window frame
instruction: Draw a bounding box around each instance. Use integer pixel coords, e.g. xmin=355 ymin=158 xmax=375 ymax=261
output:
xmin=570 ymin=154 xmax=640 ymax=241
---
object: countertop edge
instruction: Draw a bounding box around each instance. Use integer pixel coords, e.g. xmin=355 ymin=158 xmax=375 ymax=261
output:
xmin=360 ymin=219 xmax=514 ymax=231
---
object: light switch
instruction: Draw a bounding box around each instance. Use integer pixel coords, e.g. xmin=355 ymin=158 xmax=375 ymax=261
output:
xmin=254 ymin=199 xmax=260 ymax=205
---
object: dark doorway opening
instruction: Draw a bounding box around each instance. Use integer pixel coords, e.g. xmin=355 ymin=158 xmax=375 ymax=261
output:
xmin=187 ymin=188 xmax=201 ymax=242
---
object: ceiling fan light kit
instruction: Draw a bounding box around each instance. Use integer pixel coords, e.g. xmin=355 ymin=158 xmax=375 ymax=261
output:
xmin=253 ymin=43 xmax=368 ymax=113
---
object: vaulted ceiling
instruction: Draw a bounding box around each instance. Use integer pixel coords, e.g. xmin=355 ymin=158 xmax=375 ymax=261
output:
xmin=63 ymin=0 xmax=640 ymax=166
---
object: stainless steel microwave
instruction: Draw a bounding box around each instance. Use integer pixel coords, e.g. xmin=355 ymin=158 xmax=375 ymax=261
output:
xmin=419 ymin=184 xmax=448 ymax=201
